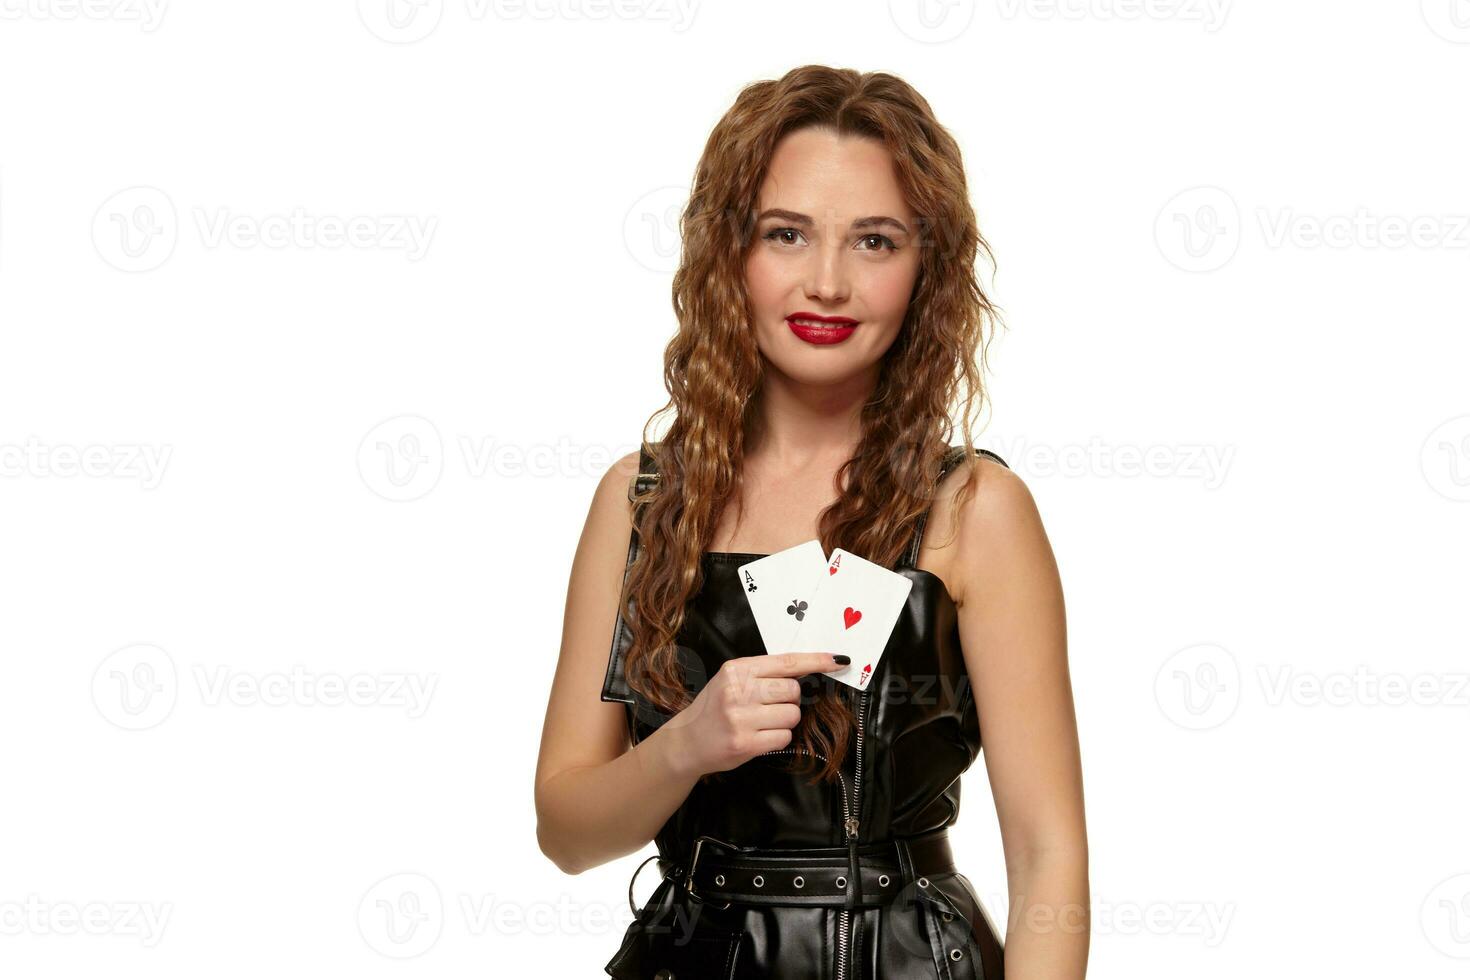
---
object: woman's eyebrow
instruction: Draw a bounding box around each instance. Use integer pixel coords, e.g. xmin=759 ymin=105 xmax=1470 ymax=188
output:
xmin=757 ymin=208 xmax=909 ymax=235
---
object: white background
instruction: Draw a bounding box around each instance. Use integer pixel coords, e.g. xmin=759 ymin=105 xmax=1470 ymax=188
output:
xmin=1 ymin=1 xmax=1467 ymax=977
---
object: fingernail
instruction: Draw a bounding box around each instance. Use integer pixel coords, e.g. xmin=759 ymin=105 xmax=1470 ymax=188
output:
xmin=833 ymin=655 xmax=851 ymax=665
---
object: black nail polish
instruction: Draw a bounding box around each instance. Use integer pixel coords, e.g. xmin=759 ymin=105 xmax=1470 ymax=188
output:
xmin=833 ymin=655 xmax=851 ymax=665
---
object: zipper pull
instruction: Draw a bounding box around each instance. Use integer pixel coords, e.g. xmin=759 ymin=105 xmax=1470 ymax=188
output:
xmin=844 ymin=817 xmax=862 ymax=906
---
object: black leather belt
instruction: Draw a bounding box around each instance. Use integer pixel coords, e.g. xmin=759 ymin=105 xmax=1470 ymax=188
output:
xmin=655 ymin=827 xmax=956 ymax=910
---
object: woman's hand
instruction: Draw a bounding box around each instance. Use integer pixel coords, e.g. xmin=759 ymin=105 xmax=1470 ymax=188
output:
xmin=659 ymin=652 xmax=849 ymax=778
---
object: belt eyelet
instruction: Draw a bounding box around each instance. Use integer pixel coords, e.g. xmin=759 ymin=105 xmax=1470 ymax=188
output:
xmin=878 ymin=874 xmax=890 ymax=887
xmin=917 ymin=877 xmax=930 ymax=888
xmin=942 ymin=911 xmax=954 ymax=921
xmin=950 ymin=948 xmax=963 ymax=960
xmin=752 ymin=874 xmax=764 ymax=888
xmin=714 ymin=874 xmax=725 ymax=886
xmin=835 ymin=875 xmax=847 ymax=888
xmin=793 ymin=875 xmax=804 ymax=888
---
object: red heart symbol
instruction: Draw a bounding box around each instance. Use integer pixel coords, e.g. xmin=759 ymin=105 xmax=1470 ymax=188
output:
xmin=828 ymin=566 xmax=838 ymax=575
xmin=843 ymin=607 xmax=862 ymax=629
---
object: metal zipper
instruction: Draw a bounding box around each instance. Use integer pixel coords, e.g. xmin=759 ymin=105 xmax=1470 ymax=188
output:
xmin=840 ymin=686 xmax=868 ymax=980
xmin=757 ymin=685 xmax=868 ymax=980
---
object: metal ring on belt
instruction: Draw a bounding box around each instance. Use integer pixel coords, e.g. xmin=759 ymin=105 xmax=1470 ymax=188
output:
xmin=658 ymin=827 xmax=956 ymax=909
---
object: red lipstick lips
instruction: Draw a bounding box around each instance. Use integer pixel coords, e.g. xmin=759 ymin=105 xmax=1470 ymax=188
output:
xmin=786 ymin=311 xmax=858 ymax=346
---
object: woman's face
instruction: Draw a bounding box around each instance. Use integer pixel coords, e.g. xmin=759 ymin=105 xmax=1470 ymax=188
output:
xmin=744 ymin=126 xmax=922 ymax=387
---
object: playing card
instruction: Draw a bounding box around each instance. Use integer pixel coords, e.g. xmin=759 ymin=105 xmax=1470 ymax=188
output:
xmin=735 ymin=539 xmax=830 ymax=655
xmin=786 ymin=548 xmax=914 ymax=690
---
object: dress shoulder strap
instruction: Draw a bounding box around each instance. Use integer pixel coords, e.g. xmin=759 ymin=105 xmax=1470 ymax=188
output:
xmin=896 ymin=445 xmax=1011 ymax=570
xmin=599 ymin=443 xmax=660 ymax=705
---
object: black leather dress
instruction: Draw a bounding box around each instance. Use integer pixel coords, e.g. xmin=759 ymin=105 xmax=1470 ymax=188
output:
xmin=600 ymin=445 xmax=1009 ymax=979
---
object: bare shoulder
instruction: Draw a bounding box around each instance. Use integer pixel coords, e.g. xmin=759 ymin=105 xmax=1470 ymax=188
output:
xmin=570 ymin=449 xmax=643 ymax=594
xmin=584 ymin=449 xmax=641 ymax=530
xmin=940 ymin=454 xmax=1056 ymax=609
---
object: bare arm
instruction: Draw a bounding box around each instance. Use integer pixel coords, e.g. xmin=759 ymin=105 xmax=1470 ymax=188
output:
xmin=952 ymin=459 xmax=1090 ymax=979
xmin=533 ymin=451 xmax=698 ymax=874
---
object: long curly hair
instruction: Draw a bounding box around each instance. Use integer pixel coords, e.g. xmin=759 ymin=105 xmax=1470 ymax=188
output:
xmin=621 ymin=65 xmax=1004 ymax=787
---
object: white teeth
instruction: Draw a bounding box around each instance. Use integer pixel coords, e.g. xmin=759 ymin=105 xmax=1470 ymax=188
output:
xmin=791 ymin=318 xmax=850 ymax=327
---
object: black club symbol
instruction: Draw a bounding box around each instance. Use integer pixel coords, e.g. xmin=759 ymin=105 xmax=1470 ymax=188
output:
xmin=786 ymin=599 xmax=808 ymax=622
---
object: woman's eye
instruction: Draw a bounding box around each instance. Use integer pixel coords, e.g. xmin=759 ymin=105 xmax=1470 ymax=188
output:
xmin=762 ymin=227 xmax=804 ymax=246
xmin=858 ymin=234 xmax=899 ymax=252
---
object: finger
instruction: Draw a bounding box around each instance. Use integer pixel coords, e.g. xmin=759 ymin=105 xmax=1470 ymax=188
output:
xmin=749 ymin=701 xmax=802 ymax=732
xmin=755 ymin=676 xmax=803 ymax=705
xmin=752 ymin=652 xmax=848 ymax=677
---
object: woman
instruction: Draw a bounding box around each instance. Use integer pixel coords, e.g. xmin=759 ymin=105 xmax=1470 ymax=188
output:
xmin=535 ymin=65 xmax=1088 ymax=979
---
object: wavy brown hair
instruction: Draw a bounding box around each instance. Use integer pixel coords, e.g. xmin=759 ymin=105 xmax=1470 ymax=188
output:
xmin=620 ymin=65 xmax=1005 ymax=787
